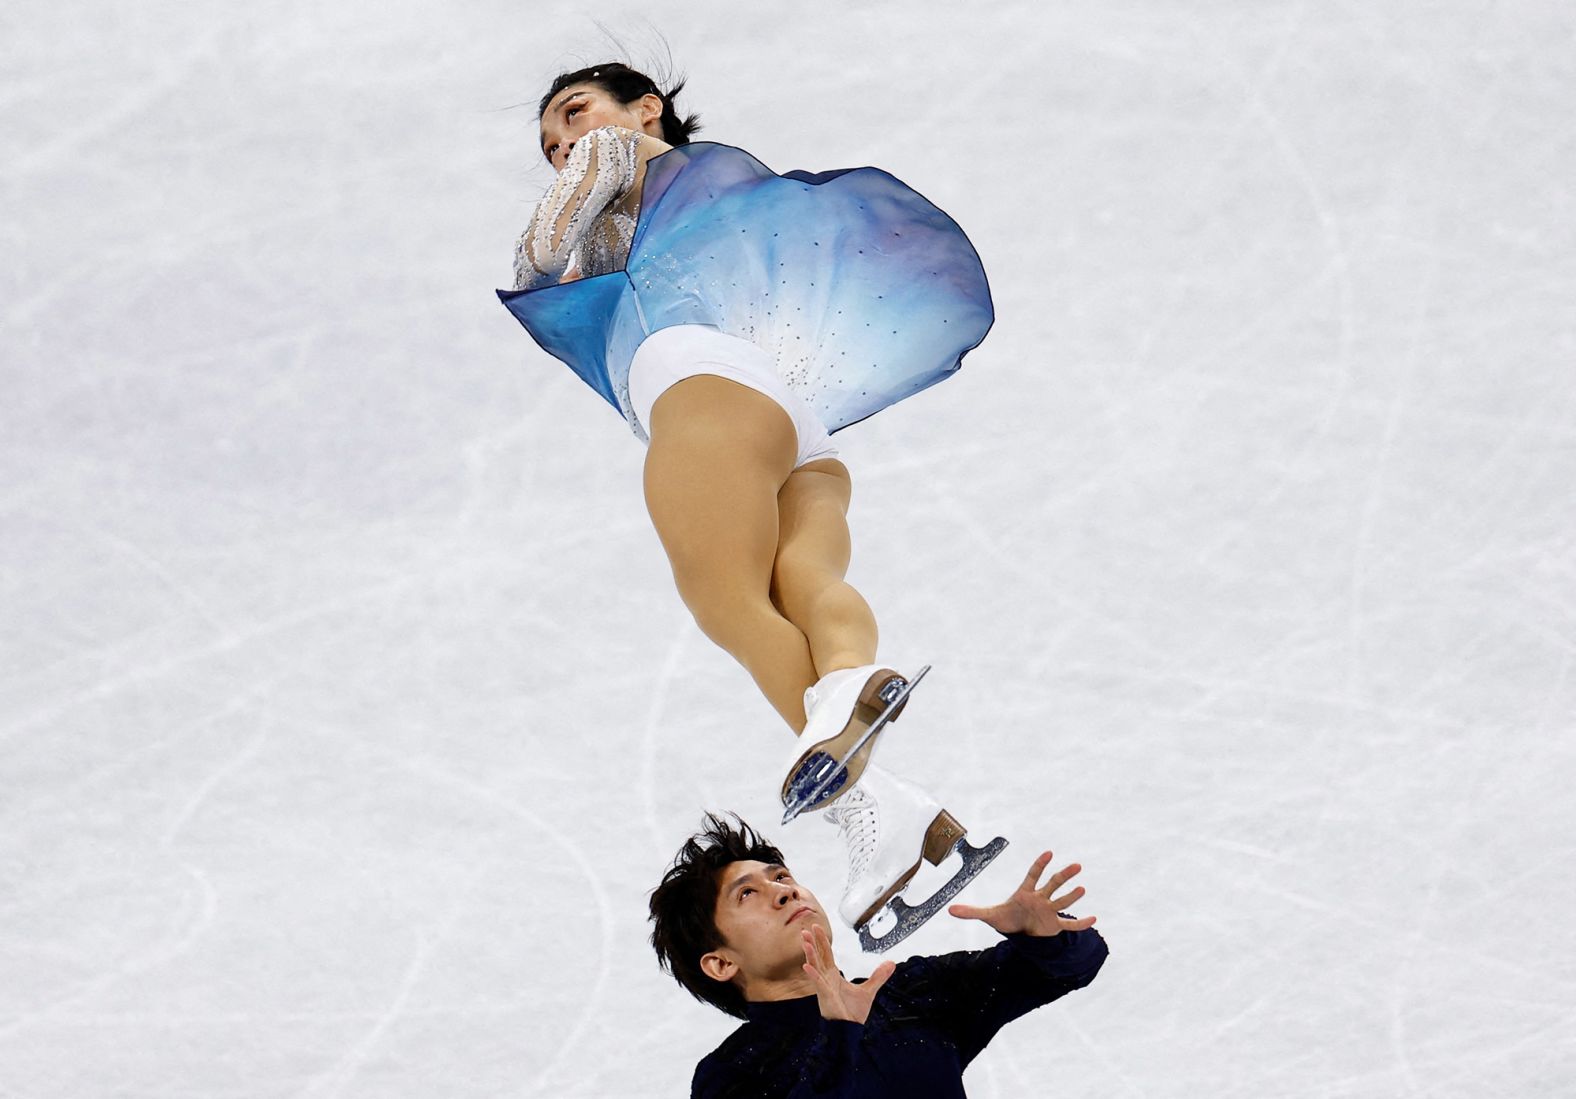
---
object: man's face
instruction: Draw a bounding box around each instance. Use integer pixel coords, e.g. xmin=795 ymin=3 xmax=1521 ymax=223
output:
xmin=705 ymin=860 xmax=832 ymax=993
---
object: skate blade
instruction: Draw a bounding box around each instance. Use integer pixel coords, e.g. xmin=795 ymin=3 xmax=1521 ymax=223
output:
xmin=852 ymin=808 xmax=968 ymax=927
xmin=781 ymin=666 xmax=929 ymax=824
xmin=856 ymin=831 xmax=1009 ymax=954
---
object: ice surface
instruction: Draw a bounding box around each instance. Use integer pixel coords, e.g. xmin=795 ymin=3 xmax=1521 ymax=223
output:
xmin=3 ymin=0 xmax=1574 ymax=1095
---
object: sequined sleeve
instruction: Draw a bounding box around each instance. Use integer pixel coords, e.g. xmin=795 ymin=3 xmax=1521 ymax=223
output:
xmin=512 ymin=126 xmax=655 ymax=290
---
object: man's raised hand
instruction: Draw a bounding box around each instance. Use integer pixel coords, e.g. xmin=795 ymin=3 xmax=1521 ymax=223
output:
xmin=947 ymin=851 xmax=1096 ymax=937
xmin=801 ymin=923 xmax=895 ymax=1024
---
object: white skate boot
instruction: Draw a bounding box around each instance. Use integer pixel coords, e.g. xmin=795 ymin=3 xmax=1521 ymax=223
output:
xmin=820 ymin=764 xmax=1008 ymax=953
xmin=780 ymin=664 xmax=930 ymax=824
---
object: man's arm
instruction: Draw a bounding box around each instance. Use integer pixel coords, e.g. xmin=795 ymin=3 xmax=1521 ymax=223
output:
xmin=929 ymin=850 xmax=1110 ymax=1064
xmin=919 ymin=923 xmax=1108 ymax=1065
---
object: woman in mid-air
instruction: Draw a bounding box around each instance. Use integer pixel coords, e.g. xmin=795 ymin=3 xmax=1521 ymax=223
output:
xmin=499 ymin=61 xmax=1001 ymax=949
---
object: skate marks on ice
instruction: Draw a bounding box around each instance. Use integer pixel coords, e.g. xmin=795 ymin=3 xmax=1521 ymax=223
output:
xmin=374 ymin=755 xmax=620 ymax=1098
xmin=6 ymin=0 xmax=1576 ymax=1096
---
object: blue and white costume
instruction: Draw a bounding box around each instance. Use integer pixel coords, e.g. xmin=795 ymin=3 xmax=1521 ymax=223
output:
xmin=498 ymin=126 xmax=993 ymax=458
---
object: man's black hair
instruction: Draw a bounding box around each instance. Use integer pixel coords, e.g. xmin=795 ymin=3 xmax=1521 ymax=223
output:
xmin=649 ymin=813 xmax=786 ymax=1019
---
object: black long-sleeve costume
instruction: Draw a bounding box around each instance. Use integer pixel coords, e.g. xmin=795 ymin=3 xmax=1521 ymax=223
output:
xmin=691 ymin=927 xmax=1108 ymax=1098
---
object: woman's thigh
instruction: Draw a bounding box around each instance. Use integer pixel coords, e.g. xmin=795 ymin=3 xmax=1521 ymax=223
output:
xmin=771 ymin=459 xmax=854 ymax=597
xmin=642 ymin=376 xmax=799 ymax=597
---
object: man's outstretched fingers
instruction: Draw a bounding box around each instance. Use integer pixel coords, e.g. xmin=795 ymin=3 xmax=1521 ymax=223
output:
xmin=865 ymin=959 xmax=897 ymax=996
xmin=802 ymin=927 xmax=830 ymax=980
xmin=815 ymin=924 xmax=842 ymax=978
xmin=800 ymin=931 xmax=817 ymax=977
xmin=1048 ymin=884 xmax=1086 ymax=909
xmin=1022 ymin=851 xmax=1055 ymax=892
xmin=805 ymin=925 xmax=828 ymax=972
xmin=947 ymin=902 xmax=996 ymax=922
xmin=1042 ymin=862 xmax=1081 ymax=895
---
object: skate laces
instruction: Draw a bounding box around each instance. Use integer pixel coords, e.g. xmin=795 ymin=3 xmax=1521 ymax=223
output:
xmin=826 ymin=786 xmax=879 ymax=882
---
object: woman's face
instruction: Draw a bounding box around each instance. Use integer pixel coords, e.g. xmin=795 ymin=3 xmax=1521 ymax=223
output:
xmin=539 ymin=83 xmax=662 ymax=171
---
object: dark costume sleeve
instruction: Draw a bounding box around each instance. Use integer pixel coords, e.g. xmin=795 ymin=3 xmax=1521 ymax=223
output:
xmin=917 ymin=926 xmax=1109 ymax=1067
xmin=691 ymin=1020 xmax=871 ymax=1099
xmin=691 ymin=927 xmax=1108 ymax=1097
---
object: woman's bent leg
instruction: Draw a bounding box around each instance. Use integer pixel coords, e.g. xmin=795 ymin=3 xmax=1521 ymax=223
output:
xmin=771 ymin=459 xmax=880 ymax=676
xmin=643 ymin=375 xmax=818 ymax=732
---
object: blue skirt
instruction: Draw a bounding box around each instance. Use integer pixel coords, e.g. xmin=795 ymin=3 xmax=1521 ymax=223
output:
xmin=497 ymin=141 xmax=994 ymax=438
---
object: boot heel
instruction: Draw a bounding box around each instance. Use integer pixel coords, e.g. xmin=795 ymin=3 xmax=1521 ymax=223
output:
xmin=854 ymin=668 xmax=904 ymax=724
xmin=921 ymin=810 xmax=966 ymax=865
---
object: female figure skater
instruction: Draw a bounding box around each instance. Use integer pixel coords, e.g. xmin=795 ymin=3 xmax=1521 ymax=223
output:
xmin=499 ymin=63 xmax=1002 ymax=948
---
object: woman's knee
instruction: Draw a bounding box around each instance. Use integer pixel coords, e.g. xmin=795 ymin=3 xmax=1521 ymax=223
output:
xmin=769 ymin=552 xmax=840 ymax=617
xmin=678 ymin=578 xmax=776 ymax=650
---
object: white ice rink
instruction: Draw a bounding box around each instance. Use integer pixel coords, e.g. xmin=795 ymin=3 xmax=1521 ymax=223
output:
xmin=4 ymin=1 xmax=1574 ymax=1095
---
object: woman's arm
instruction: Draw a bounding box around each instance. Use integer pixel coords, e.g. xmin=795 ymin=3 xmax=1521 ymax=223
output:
xmin=513 ymin=125 xmax=672 ymax=290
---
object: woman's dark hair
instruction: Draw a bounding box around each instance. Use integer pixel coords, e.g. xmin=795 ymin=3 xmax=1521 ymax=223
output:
xmin=538 ymin=61 xmax=702 ymax=148
xmin=649 ymin=813 xmax=786 ymax=1019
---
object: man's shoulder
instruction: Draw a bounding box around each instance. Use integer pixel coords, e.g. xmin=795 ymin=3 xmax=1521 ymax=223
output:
xmin=697 ymin=1018 xmax=756 ymax=1063
xmin=692 ymin=1018 xmax=805 ymax=1098
xmin=695 ymin=1016 xmax=804 ymax=1070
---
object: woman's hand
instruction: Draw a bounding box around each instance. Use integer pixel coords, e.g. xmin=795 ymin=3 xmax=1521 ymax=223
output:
xmin=948 ymin=851 xmax=1096 ymax=937
xmin=801 ymin=923 xmax=895 ymax=1024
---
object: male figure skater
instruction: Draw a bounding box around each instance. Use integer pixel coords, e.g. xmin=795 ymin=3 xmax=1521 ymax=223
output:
xmin=649 ymin=815 xmax=1108 ymax=1097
